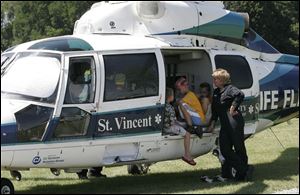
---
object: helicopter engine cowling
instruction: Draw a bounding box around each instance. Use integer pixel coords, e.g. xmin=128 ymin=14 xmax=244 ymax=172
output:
xmin=74 ymin=1 xmax=250 ymax=43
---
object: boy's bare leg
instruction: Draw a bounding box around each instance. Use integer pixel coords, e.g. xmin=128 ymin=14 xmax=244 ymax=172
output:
xmin=183 ymin=132 xmax=193 ymax=160
xmin=179 ymin=103 xmax=195 ymax=161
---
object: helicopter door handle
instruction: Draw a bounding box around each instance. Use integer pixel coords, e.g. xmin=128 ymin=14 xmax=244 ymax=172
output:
xmin=90 ymin=109 xmax=97 ymax=113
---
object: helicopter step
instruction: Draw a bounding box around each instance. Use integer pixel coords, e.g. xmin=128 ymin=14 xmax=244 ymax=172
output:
xmin=102 ymin=143 xmax=141 ymax=165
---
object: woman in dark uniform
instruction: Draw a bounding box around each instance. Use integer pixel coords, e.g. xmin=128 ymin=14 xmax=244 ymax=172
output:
xmin=208 ymin=68 xmax=253 ymax=181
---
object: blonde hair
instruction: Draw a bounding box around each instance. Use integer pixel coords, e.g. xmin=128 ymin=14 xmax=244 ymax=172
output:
xmin=212 ymin=68 xmax=231 ymax=84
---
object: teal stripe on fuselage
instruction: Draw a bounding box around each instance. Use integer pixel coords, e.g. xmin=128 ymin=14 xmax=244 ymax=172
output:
xmin=276 ymin=54 xmax=299 ymax=65
xmin=153 ymin=12 xmax=245 ymax=40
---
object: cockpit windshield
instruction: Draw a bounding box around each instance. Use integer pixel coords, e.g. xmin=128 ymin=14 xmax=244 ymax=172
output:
xmin=1 ymin=52 xmax=61 ymax=104
xmin=1 ymin=52 xmax=15 ymax=67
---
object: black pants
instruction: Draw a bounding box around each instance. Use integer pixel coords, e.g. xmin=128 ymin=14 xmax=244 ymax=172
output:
xmin=77 ymin=167 xmax=103 ymax=176
xmin=219 ymin=113 xmax=248 ymax=180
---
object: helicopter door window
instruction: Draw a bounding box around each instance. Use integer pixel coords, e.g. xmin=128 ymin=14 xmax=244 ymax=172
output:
xmin=15 ymin=105 xmax=54 ymax=142
xmin=103 ymin=53 xmax=159 ymax=101
xmin=215 ymin=55 xmax=253 ymax=89
xmin=64 ymin=57 xmax=96 ymax=104
xmin=52 ymin=107 xmax=91 ymax=138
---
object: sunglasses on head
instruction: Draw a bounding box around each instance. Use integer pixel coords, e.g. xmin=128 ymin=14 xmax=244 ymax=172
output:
xmin=182 ymin=81 xmax=188 ymax=86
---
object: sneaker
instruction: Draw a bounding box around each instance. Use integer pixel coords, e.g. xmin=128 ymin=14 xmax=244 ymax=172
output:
xmin=245 ymin=165 xmax=254 ymax=181
xmin=213 ymin=175 xmax=228 ymax=182
xmin=187 ymin=126 xmax=203 ymax=138
xmin=77 ymin=171 xmax=88 ymax=180
xmin=200 ymin=176 xmax=213 ymax=183
xmin=194 ymin=126 xmax=203 ymax=139
xmin=186 ymin=125 xmax=196 ymax=134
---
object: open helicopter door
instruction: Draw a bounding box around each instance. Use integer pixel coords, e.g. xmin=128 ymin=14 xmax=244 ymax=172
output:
xmin=39 ymin=52 xmax=103 ymax=168
xmin=209 ymin=50 xmax=260 ymax=136
xmin=51 ymin=52 xmax=100 ymax=139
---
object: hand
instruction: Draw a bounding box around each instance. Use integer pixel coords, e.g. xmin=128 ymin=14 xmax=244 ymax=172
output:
xmin=230 ymin=106 xmax=238 ymax=116
xmin=207 ymin=125 xmax=214 ymax=133
xmin=207 ymin=122 xmax=215 ymax=133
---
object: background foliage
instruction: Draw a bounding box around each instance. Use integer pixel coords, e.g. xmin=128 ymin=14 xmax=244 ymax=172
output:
xmin=1 ymin=1 xmax=299 ymax=55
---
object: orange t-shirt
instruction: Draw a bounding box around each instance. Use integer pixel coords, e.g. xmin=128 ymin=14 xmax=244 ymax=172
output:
xmin=182 ymin=91 xmax=206 ymax=123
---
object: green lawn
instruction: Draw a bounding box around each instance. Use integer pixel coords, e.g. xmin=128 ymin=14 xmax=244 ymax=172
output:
xmin=1 ymin=119 xmax=299 ymax=194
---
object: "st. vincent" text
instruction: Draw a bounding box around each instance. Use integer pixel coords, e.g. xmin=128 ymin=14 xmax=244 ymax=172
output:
xmin=98 ymin=116 xmax=152 ymax=132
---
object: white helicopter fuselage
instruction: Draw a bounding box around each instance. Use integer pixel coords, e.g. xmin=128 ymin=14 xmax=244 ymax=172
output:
xmin=1 ymin=1 xmax=298 ymax=173
xmin=1 ymin=34 xmax=219 ymax=170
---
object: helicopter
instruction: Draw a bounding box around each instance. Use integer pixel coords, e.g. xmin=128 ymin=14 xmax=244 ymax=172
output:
xmin=1 ymin=1 xmax=298 ymax=194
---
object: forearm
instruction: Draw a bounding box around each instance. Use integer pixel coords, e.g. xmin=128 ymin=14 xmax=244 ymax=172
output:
xmin=231 ymin=88 xmax=245 ymax=109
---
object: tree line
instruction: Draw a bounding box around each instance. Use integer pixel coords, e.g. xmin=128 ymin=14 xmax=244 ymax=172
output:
xmin=1 ymin=1 xmax=299 ymax=55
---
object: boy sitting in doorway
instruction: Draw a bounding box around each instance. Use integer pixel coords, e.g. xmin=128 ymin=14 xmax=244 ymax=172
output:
xmin=164 ymin=88 xmax=196 ymax=166
xmin=173 ymin=77 xmax=207 ymax=139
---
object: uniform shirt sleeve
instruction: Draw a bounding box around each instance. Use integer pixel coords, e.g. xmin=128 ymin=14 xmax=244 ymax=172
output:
xmin=230 ymin=85 xmax=245 ymax=109
xmin=210 ymin=90 xmax=219 ymax=122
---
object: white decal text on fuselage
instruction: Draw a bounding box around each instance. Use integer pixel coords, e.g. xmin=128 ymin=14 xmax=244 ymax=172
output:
xmin=98 ymin=116 xmax=153 ymax=132
xmin=260 ymin=89 xmax=299 ymax=111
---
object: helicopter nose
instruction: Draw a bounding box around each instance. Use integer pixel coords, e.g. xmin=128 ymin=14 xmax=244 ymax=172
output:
xmin=1 ymin=102 xmax=18 ymax=145
xmin=1 ymin=121 xmax=18 ymax=145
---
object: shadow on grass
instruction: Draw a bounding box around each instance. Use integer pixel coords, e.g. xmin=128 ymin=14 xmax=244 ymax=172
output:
xmin=17 ymin=147 xmax=299 ymax=194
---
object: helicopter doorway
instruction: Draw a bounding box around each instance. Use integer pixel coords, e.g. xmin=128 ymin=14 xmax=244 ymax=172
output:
xmin=162 ymin=49 xmax=213 ymax=95
xmin=161 ymin=48 xmax=213 ymax=137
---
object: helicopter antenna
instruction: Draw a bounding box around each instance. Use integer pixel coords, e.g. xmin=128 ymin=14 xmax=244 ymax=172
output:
xmin=269 ymin=127 xmax=285 ymax=150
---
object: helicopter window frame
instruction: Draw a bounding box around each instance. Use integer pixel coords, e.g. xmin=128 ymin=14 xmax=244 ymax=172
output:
xmin=1 ymin=52 xmax=15 ymax=67
xmin=15 ymin=105 xmax=54 ymax=142
xmin=64 ymin=56 xmax=96 ymax=104
xmin=28 ymin=37 xmax=94 ymax=52
xmin=51 ymin=107 xmax=91 ymax=139
xmin=214 ymin=55 xmax=253 ymax=89
xmin=103 ymin=53 xmax=159 ymax=102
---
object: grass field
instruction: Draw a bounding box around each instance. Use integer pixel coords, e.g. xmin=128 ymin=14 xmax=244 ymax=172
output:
xmin=1 ymin=119 xmax=299 ymax=194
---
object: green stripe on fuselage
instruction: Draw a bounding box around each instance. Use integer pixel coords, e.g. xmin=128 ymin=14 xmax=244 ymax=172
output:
xmin=182 ymin=12 xmax=245 ymax=39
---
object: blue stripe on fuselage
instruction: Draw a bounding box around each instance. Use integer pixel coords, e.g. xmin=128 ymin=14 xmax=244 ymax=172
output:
xmin=1 ymin=105 xmax=165 ymax=145
xmin=260 ymin=63 xmax=297 ymax=86
xmin=259 ymin=63 xmax=299 ymax=122
xmin=1 ymin=123 xmax=17 ymax=144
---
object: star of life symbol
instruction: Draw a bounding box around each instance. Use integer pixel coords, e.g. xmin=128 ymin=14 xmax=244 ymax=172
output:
xmin=155 ymin=114 xmax=162 ymax=124
xmin=248 ymin=105 xmax=254 ymax=114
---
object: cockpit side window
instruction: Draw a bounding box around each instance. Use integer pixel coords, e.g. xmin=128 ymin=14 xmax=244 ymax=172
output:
xmin=15 ymin=105 xmax=54 ymax=142
xmin=64 ymin=56 xmax=96 ymax=104
xmin=215 ymin=55 xmax=253 ymax=89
